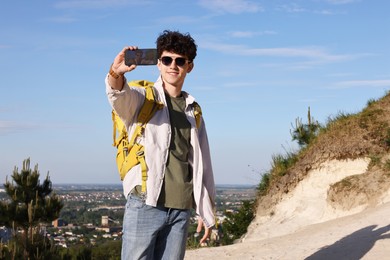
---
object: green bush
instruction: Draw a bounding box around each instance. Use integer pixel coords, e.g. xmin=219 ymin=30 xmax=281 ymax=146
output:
xmin=220 ymin=200 xmax=255 ymax=245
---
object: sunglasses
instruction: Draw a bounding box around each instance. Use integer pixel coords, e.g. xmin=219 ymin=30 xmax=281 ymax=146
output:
xmin=160 ymin=56 xmax=190 ymax=67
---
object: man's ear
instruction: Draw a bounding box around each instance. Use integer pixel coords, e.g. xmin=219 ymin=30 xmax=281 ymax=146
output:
xmin=187 ymin=62 xmax=194 ymax=73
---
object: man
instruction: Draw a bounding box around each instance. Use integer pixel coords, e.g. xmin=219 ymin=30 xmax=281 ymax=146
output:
xmin=105 ymin=30 xmax=216 ymax=260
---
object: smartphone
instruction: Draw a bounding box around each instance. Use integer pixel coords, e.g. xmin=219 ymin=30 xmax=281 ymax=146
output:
xmin=125 ymin=48 xmax=158 ymax=66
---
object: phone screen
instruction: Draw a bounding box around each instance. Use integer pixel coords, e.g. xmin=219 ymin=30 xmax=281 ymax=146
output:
xmin=125 ymin=49 xmax=158 ymax=66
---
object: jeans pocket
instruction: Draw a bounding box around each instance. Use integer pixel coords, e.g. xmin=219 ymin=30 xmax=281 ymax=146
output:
xmin=127 ymin=193 xmax=146 ymax=209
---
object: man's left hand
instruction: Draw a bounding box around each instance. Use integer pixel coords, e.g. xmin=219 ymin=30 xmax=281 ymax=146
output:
xmin=196 ymin=218 xmax=211 ymax=245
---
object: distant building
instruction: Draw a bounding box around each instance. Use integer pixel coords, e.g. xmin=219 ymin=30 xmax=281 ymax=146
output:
xmin=98 ymin=216 xmax=122 ymax=233
xmin=101 ymin=215 xmax=117 ymax=227
xmin=95 ymin=226 xmax=122 ymax=233
xmin=52 ymin=218 xmax=68 ymax=228
xmin=102 ymin=216 xmax=109 ymax=227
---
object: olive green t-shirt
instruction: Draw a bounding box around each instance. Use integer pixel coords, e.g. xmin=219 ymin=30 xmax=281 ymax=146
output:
xmin=157 ymin=93 xmax=193 ymax=209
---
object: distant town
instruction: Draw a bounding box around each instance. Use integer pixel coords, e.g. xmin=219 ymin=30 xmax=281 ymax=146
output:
xmin=0 ymin=184 xmax=257 ymax=248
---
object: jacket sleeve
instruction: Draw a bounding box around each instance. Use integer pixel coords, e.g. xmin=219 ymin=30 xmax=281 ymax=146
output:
xmin=198 ymin=117 xmax=216 ymax=205
xmin=105 ymin=75 xmax=144 ymax=127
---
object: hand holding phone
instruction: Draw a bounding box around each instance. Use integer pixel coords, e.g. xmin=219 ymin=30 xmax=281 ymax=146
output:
xmin=125 ymin=48 xmax=158 ymax=66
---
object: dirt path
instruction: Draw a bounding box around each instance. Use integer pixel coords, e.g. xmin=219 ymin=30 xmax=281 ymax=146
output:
xmin=185 ymin=202 xmax=390 ymax=260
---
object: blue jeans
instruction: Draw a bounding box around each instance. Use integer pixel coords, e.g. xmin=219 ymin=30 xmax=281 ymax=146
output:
xmin=121 ymin=194 xmax=191 ymax=260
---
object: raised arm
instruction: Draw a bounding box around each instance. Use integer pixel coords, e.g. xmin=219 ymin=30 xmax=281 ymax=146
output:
xmin=108 ymin=46 xmax=138 ymax=90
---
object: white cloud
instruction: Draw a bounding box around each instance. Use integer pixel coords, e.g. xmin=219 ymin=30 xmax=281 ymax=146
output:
xmin=54 ymin=0 xmax=150 ymax=9
xmin=0 ymin=120 xmax=83 ymax=136
xmin=199 ymin=40 xmax=374 ymax=70
xmin=326 ymin=0 xmax=360 ymax=5
xmin=0 ymin=121 xmax=27 ymax=135
xmin=44 ymin=15 xmax=79 ymax=23
xmin=223 ymin=82 xmax=258 ymax=88
xmin=314 ymin=9 xmax=339 ymax=15
xmin=198 ymin=0 xmax=263 ymax=14
xmin=201 ymin=41 xmax=355 ymax=62
xmin=276 ymin=3 xmax=344 ymax=15
xmin=158 ymin=15 xmax=200 ymax=24
xmin=334 ymin=79 xmax=390 ymax=88
xmin=277 ymin=3 xmax=307 ymax=13
xmin=228 ymin=30 xmax=277 ymax=38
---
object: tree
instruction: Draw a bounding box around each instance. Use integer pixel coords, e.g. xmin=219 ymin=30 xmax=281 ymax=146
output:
xmin=0 ymin=158 xmax=63 ymax=259
xmin=290 ymin=107 xmax=321 ymax=147
xmin=92 ymin=240 xmax=121 ymax=259
xmin=221 ymin=200 xmax=255 ymax=245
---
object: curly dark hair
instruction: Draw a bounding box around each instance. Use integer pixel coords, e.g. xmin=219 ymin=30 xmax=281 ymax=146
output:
xmin=156 ymin=30 xmax=197 ymax=62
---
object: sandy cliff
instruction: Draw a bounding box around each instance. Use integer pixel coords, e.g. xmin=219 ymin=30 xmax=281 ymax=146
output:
xmin=186 ymin=158 xmax=390 ymax=260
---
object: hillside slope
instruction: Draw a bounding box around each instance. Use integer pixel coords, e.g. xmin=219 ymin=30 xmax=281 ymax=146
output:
xmin=186 ymin=92 xmax=390 ymax=259
xmin=186 ymin=202 xmax=390 ymax=259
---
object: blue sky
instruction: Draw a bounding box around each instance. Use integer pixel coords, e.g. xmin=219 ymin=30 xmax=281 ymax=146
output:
xmin=1 ymin=0 xmax=389 ymax=186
